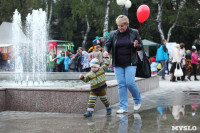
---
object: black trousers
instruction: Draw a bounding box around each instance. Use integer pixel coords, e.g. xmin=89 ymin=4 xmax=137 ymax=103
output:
xmin=189 ymin=64 xmax=197 ymax=79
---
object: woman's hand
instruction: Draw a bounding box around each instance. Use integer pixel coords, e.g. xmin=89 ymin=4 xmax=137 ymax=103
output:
xmin=134 ymin=40 xmax=138 ymax=47
xmin=103 ymin=51 xmax=109 ymax=57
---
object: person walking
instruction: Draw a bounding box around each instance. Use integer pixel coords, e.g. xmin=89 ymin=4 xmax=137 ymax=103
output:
xmin=103 ymin=15 xmax=142 ymax=113
xmin=80 ymin=58 xmax=111 ymax=117
xmin=187 ymin=46 xmax=199 ymax=81
xmin=156 ymin=39 xmax=168 ymax=80
xmin=170 ymin=44 xmax=182 ymax=82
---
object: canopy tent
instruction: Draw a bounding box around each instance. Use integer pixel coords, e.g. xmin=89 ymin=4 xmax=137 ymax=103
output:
xmin=0 ymin=22 xmax=29 ymax=44
xmin=48 ymin=40 xmax=75 ymax=56
xmin=141 ymin=39 xmax=159 ymax=56
xmin=142 ymin=39 xmax=159 ymax=46
xmin=0 ymin=22 xmax=30 ymax=56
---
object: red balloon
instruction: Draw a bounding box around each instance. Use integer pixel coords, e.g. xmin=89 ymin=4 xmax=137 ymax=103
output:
xmin=49 ymin=43 xmax=54 ymax=49
xmin=137 ymin=5 xmax=150 ymax=23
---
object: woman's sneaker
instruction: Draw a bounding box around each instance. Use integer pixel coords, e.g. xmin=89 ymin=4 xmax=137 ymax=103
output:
xmin=84 ymin=111 xmax=93 ymax=117
xmin=106 ymin=107 xmax=112 ymax=115
xmin=116 ymin=109 xmax=128 ymax=114
xmin=134 ymin=104 xmax=141 ymax=111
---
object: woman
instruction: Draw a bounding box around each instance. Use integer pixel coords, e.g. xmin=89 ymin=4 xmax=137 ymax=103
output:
xmin=48 ymin=52 xmax=56 ymax=72
xmin=92 ymin=45 xmax=103 ymax=65
xmin=55 ymin=51 xmax=64 ymax=72
xmin=170 ymin=44 xmax=181 ymax=82
xmin=103 ymin=15 xmax=142 ymax=114
xmin=187 ymin=46 xmax=199 ymax=81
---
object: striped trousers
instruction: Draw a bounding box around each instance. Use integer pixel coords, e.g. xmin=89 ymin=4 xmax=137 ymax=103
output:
xmin=87 ymin=88 xmax=110 ymax=111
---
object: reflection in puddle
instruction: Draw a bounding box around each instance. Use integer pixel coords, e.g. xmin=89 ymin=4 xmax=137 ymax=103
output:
xmin=109 ymin=105 xmax=199 ymax=133
xmin=0 ymin=88 xmax=200 ymax=133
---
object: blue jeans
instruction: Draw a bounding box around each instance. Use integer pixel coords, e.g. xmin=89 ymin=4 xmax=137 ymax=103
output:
xmin=49 ymin=68 xmax=54 ymax=72
xmin=158 ymin=60 xmax=166 ymax=78
xmin=114 ymin=66 xmax=142 ymax=111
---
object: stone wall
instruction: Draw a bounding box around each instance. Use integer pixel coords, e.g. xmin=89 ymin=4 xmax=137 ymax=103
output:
xmin=0 ymin=88 xmax=6 ymax=111
xmin=0 ymin=76 xmax=159 ymax=113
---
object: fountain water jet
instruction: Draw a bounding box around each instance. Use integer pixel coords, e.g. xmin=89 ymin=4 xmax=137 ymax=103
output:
xmin=12 ymin=9 xmax=48 ymax=85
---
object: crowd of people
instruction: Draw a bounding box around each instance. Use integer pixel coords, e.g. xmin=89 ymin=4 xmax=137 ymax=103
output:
xmin=47 ymin=45 xmax=114 ymax=73
xmin=151 ymin=40 xmax=199 ymax=82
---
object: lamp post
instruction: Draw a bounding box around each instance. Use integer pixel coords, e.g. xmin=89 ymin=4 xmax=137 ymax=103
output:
xmin=117 ymin=0 xmax=132 ymax=16
xmin=171 ymin=0 xmax=178 ymax=10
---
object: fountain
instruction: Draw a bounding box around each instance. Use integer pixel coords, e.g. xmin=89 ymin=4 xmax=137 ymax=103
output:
xmin=0 ymin=9 xmax=159 ymax=113
xmin=13 ymin=9 xmax=47 ymax=86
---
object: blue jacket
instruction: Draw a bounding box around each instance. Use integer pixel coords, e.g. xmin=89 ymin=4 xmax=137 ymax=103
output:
xmin=64 ymin=56 xmax=71 ymax=71
xmin=156 ymin=45 xmax=168 ymax=61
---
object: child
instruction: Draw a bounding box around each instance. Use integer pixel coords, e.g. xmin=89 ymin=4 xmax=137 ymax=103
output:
xmin=80 ymin=57 xmax=111 ymax=117
xmin=150 ymin=57 xmax=158 ymax=75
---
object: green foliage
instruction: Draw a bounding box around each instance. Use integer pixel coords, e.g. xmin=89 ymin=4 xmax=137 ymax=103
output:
xmin=0 ymin=0 xmax=199 ymax=51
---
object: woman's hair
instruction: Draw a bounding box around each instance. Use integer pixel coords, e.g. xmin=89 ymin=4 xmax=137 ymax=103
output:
xmin=180 ymin=43 xmax=185 ymax=49
xmin=78 ymin=47 xmax=85 ymax=51
xmin=116 ymin=15 xmax=129 ymax=25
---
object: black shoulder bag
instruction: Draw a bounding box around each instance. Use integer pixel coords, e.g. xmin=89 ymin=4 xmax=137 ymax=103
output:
xmin=135 ymin=48 xmax=151 ymax=78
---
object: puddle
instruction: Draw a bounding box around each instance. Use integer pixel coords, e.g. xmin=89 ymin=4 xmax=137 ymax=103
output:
xmin=0 ymin=84 xmax=200 ymax=133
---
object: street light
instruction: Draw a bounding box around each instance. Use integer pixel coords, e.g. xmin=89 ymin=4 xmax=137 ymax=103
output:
xmin=117 ymin=0 xmax=132 ymax=16
xmin=171 ymin=0 xmax=178 ymax=10
xmin=125 ymin=0 xmax=132 ymax=16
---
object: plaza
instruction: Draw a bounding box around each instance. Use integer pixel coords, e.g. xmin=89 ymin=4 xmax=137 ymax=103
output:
xmin=0 ymin=0 xmax=200 ymax=133
xmin=0 ymin=75 xmax=200 ymax=133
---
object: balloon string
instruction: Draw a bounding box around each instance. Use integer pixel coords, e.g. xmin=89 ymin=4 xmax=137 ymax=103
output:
xmin=137 ymin=22 xmax=141 ymax=41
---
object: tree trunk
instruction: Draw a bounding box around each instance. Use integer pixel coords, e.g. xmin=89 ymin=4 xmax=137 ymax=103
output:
xmin=82 ymin=14 xmax=90 ymax=48
xmin=167 ymin=11 xmax=180 ymax=42
xmin=157 ymin=0 xmax=165 ymax=41
xmin=45 ymin=0 xmax=53 ymax=31
xmin=167 ymin=1 xmax=186 ymax=42
xmin=103 ymin=0 xmax=110 ymax=36
xmin=47 ymin=3 xmax=53 ymax=31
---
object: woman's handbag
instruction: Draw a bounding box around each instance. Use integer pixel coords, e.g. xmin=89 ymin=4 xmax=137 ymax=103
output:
xmin=174 ymin=63 xmax=183 ymax=77
xmin=136 ymin=49 xmax=151 ymax=78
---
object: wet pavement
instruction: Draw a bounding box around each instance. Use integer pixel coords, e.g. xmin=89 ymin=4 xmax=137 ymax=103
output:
xmin=0 ymin=75 xmax=200 ymax=133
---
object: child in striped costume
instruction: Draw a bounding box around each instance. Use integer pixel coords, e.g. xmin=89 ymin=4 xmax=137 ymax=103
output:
xmin=80 ymin=57 xmax=111 ymax=117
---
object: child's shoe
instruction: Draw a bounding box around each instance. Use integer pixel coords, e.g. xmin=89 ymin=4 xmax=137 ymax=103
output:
xmin=106 ymin=107 xmax=112 ymax=115
xmin=84 ymin=111 xmax=93 ymax=117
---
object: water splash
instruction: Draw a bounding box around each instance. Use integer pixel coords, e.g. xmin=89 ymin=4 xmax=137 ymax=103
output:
xmin=12 ymin=9 xmax=48 ymax=85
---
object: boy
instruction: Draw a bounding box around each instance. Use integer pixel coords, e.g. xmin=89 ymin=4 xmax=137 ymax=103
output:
xmin=80 ymin=57 xmax=111 ymax=117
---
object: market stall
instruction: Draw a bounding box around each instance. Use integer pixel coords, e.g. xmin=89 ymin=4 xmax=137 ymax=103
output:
xmin=48 ymin=40 xmax=75 ymax=56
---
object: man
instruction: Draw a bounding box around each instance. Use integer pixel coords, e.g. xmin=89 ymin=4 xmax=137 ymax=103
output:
xmin=156 ymin=39 xmax=168 ymax=80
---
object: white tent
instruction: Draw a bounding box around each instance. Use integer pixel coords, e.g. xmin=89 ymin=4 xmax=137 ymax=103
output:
xmin=0 ymin=22 xmax=28 ymax=45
